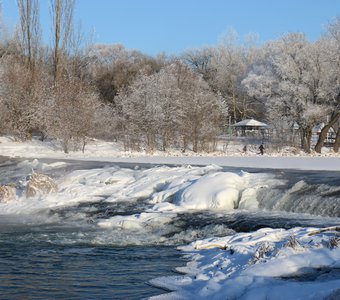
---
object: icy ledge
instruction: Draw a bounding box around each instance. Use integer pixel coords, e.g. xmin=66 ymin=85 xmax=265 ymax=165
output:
xmin=150 ymin=227 xmax=340 ymax=300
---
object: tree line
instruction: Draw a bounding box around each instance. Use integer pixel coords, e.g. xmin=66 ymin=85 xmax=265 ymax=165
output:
xmin=0 ymin=0 xmax=339 ymax=154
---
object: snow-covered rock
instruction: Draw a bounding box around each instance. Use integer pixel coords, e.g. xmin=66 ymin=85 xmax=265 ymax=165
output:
xmin=0 ymin=185 xmax=16 ymax=202
xmin=26 ymin=172 xmax=58 ymax=197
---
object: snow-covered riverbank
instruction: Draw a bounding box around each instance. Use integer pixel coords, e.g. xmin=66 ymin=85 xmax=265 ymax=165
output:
xmin=150 ymin=227 xmax=340 ymax=300
xmin=1 ymin=136 xmax=340 ymax=171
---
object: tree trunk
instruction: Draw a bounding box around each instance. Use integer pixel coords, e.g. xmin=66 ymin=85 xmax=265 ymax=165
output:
xmin=192 ymin=128 xmax=198 ymax=153
xmin=232 ymin=90 xmax=237 ymax=123
xmin=40 ymin=131 xmax=46 ymax=142
xmin=182 ymin=136 xmax=187 ymax=153
xmin=334 ymin=127 xmax=340 ymax=152
xmin=82 ymin=137 xmax=86 ymax=153
xmin=62 ymin=137 xmax=69 ymax=153
xmin=300 ymin=126 xmax=312 ymax=153
xmin=51 ymin=0 xmax=74 ymax=84
xmin=146 ymin=132 xmax=155 ymax=153
xmin=17 ymin=0 xmax=40 ymax=71
xmin=162 ymin=134 xmax=167 ymax=152
xmin=53 ymin=0 xmax=62 ymax=84
xmin=25 ymin=129 xmax=33 ymax=141
xmin=315 ymin=112 xmax=340 ymax=153
xmin=193 ymin=140 xmax=198 ymax=152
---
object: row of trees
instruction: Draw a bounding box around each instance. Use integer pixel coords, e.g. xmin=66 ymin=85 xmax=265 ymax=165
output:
xmin=183 ymin=28 xmax=340 ymax=153
xmin=0 ymin=1 xmax=339 ymax=153
xmin=242 ymin=32 xmax=340 ymax=152
xmin=0 ymin=0 xmax=228 ymax=153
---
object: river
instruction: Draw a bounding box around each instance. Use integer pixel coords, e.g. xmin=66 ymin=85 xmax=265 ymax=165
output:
xmin=0 ymin=157 xmax=339 ymax=299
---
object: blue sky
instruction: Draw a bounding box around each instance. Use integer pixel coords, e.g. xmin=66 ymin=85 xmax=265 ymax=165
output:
xmin=2 ymin=0 xmax=340 ymax=56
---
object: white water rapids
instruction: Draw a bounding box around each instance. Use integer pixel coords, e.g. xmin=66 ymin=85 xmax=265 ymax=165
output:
xmin=0 ymin=158 xmax=339 ymax=246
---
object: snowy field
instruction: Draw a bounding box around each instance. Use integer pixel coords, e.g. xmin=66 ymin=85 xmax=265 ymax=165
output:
xmin=0 ymin=136 xmax=339 ymax=299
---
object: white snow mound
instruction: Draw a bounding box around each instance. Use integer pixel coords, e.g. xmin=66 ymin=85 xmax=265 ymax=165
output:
xmin=177 ymin=172 xmax=243 ymax=211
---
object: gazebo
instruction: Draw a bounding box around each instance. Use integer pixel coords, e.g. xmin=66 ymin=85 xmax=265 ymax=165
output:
xmin=232 ymin=118 xmax=269 ymax=136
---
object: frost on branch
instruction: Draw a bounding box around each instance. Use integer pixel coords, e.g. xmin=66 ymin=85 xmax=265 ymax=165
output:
xmin=115 ymin=62 xmax=228 ymax=153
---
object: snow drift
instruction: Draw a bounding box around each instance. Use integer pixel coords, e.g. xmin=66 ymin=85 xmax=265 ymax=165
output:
xmin=150 ymin=227 xmax=340 ymax=300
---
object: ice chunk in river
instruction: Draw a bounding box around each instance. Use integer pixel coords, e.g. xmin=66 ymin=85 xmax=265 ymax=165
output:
xmin=176 ymin=172 xmax=244 ymax=211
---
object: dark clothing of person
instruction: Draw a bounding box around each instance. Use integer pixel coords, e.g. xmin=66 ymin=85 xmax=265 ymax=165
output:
xmin=259 ymin=144 xmax=264 ymax=155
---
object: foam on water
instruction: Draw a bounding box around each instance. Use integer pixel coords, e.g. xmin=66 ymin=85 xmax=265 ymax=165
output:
xmin=257 ymin=180 xmax=340 ymax=217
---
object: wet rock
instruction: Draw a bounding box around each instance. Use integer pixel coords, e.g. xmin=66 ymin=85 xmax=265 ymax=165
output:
xmin=0 ymin=184 xmax=16 ymax=202
xmin=26 ymin=172 xmax=58 ymax=197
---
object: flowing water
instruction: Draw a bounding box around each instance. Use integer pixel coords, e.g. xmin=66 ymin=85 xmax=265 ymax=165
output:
xmin=0 ymin=157 xmax=339 ymax=299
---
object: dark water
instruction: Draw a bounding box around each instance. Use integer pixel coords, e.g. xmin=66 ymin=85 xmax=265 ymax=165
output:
xmin=0 ymin=157 xmax=181 ymax=299
xmin=0 ymin=239 xmax=182 ymax=299
xmin=0 ymin=156 xmax=339 ymax=299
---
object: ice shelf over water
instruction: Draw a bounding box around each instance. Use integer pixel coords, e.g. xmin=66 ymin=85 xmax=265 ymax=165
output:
xmin=150 ymin=227 xmax=340 ymax=300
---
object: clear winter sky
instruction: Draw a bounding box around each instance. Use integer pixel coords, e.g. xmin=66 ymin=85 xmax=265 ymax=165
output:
xmin=2 ymin=0 xmax=340 ymax=56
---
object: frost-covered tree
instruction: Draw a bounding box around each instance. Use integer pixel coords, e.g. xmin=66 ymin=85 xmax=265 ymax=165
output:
xmin=0 ymin=56 xmax=49 ymax=140
xmin=17 ymin=0 xmax=41 ymax=71
xmin=243 ymin=34 xmax=328 ymax=152
xmin=50 ymin=0 xmax=75 ymax=83
xmin=183 ymin=32 xmax=264 ymax=123
xmin=172 ymin=62 xmax=228 ymax=152
xmin=314 ymin=18 xmax=340 ymax=152
xmin=182 ymin=47 xmax=214 ymax=81
xmin=0 ymin=0 xmax=49 ymax=140
xmin=115 ymin=63 xmax=182 ymax=152
xmin=115 ymin=62 xmax=227 ymax=153
xmin=209 ymin=44 xmax=253 ymax=122
xmin=46 ymin=77 xmax=100 ymax=153
xmin=87 ymin=44 xmax=167 ymax=105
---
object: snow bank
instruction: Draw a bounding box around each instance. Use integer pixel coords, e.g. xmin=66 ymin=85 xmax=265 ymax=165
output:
xmin=177 ymin=172 xmax=243 ymax=211
xmin=150 ymin=227 xmax=340 ymax=300
xmin=1 ymin=136 xmax=340 ymax=171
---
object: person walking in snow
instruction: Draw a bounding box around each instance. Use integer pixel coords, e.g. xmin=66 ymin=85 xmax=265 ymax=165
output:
xmin=259 ymin=144 xmax=264 ymax=155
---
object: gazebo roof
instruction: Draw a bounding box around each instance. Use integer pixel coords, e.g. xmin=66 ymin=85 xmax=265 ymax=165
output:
xmin=233 ymin=118 xmax=268 ymax=127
